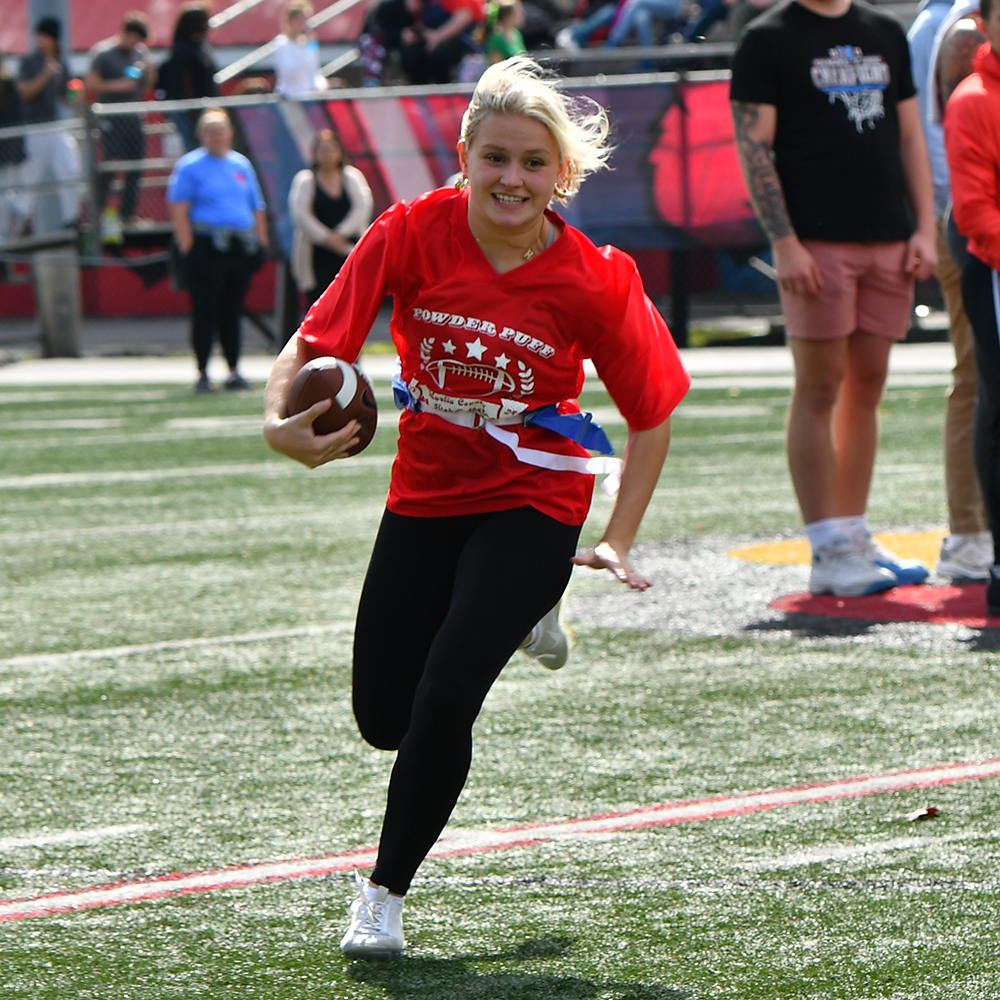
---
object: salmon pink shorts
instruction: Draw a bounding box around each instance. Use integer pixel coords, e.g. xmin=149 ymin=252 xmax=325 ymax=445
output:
xmin=780 ymin=240 xmax=915 ymax=341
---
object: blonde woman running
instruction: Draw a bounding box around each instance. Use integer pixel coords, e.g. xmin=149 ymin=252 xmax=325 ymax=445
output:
xmin=263 ymin=56 xmax=689 ymax=957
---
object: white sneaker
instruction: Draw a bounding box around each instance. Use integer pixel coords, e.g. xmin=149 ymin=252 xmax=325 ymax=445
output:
xmin=850 ymin=528 xmax=929 ymax=585
xmin=523 ymin=599 xmax=573 ymax=670
xmin=555 ymin=26 xmax=580 ymax=51
xmin=936 ymin=531 xmax=993 ymax=580
xmin=809 ymin=536 xmax=897 ymax=597
xmin=339 ymin=871 xmax=405 ymax=959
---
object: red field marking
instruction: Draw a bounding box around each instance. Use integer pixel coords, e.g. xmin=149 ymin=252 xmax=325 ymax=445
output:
xmin=3 ymin=758 xmax=1000 ymax=923
xmin=771 ymin=584 xmax=1000 ymax=627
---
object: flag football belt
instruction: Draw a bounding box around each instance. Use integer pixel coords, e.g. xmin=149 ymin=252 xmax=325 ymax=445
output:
xmin=192 ymin=223 xmax=259 ymax=254
xmin=392 ymin=372 xmax=623 ymax=495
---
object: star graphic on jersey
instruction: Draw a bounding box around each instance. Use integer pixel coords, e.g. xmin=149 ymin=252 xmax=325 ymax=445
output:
xmin=442 ymin=340 xmax=456 ymax=354
xmin=494 ymin=353 xmax=510 ymax=370
xmin=465 ymin=338 xmax=487 ymax=360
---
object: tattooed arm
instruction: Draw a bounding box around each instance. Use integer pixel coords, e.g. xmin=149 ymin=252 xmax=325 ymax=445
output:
xmin=937 ymin=18 xmax=985 ymax=110
xmin=730 ymin=99 xmax=822 ymax=296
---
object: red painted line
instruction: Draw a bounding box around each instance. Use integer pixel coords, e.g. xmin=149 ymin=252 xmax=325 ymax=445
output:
xmin=3 ymin=758 xmax=999 ymax=923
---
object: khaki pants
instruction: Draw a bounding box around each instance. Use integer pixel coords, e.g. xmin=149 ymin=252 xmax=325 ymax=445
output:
xmin=937 ymin=219 xmax=986 ymax=534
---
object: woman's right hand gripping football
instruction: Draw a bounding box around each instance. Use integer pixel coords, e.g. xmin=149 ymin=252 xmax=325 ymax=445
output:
xmin=264 ymin=397 xmax=361 ymax=468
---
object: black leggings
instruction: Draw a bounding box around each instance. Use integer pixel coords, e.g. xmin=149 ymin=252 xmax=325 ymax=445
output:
xmin=353 ymin=506 xmax=581 ymax=895
xmin=184 ymin=236 xmax=258 ymax=374
xmin=961 ymin=253 xmax=1000 ymax=564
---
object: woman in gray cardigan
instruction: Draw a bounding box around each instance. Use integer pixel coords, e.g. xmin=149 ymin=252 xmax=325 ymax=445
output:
xmin=289 ymin=129 xmax=373 ymax=308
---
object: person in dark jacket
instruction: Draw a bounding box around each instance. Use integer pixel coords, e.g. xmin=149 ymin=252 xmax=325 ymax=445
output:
xmin=156 ymin=3 xmax=219 ymax=152
xmin=0 ymin=51 xmax=26 ymax=240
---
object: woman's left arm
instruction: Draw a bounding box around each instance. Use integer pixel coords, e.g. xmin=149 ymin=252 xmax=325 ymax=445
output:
xmin=335 ymin=166 xmax=375 ymax=240
xmin=254 ymin=207 xmax=269 ymax=250
xmin=571 ymin=416 xmax=671 ymax=590
xmin=246 ymin=163 xmax=269 ymax=250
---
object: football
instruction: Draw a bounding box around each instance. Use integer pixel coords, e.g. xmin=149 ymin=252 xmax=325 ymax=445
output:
xmin=286 ymin=357 xmax=378 ymax=456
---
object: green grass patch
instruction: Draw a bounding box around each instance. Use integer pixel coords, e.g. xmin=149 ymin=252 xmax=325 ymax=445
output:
xmin=1 ymin=378 xmax=997 ymax=998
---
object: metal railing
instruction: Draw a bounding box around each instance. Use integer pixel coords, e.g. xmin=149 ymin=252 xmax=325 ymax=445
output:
xmin=209 ymin=0 xmax=274 ymax=31
xmin=214 ymin=0 xmax=370 ymax=85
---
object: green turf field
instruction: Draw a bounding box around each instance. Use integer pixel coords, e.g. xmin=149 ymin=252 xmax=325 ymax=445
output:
xmin=2 ymin=370 xmax=999 ymax=999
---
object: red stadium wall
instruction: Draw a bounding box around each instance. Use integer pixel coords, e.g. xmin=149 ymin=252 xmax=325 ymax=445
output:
xmin=0 ymin=0 xmax=371 ymax=55
xmin=0 ymin=263 xmax=276 ymax=319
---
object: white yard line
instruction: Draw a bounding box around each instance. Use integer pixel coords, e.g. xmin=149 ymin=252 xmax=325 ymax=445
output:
xmin=0 ymin=623 xmax=354 ymax=670
xmin=747 ymin=834 xmax=970 ymax=870
xmin=0 ymin=825 xmax=150 ymax=852
xmin=0 ymin=457 xmax=393 ymax=491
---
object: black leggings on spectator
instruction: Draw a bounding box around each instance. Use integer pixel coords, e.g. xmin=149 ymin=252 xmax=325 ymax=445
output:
xmin=184 ymin=236 xmax=256 ymax=374
xmin=97 ymin=115 xmax=144 ymax=221
xmin=354 ymin=506 xmax=581 ymax=895
xmin=961 ymin=252 xmax=1000 ymax=565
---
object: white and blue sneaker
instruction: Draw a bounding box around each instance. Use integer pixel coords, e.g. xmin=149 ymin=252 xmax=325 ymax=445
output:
xmin=852 ymin=528 xmax=929 ymax=585
xmin=809 ymin=536 xmax=897 ymax=597
xmin=340 ymin=872 xmax=405 ymax=959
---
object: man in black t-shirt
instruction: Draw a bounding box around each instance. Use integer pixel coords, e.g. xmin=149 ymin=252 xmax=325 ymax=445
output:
xmin=85 ymin=12 xmax=152 ymax=230
xmin=730 ymin=0 xmax=937 ymax=598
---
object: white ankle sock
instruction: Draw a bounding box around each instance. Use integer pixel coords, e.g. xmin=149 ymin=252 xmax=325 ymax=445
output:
xmin=805 ymin=518 xmax=845 ymax=553
xmin=837 ymin=515 xmax=868 ymax=538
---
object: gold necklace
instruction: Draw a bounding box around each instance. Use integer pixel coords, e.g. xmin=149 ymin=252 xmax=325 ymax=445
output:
xmin=475 ymin=219 xmax=548 ymax=261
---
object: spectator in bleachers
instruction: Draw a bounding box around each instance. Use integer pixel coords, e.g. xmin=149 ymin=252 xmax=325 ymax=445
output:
xmin=358 ymin=0 xmax=424 ymax=86
xmin=681 ymin=0 xmax=732 ymax=40
xmin=486 ymin=0 xmax=529 ymax=62
xmin=0 ymin=52 xmax=26 ymax=241
xmin=86 ymin=12 xmax=153 ymax=237
xmin=167 ymin=109 xmax=268 ymax=394
xmin=603 ymin=0 xmax=685 ymax=51
xmin=273 ymin=1 xmax=329 ymax=97
xmin=156 ymin=3 xmax=219 ymax=153
xmin=16 ymin=17 xmax=81 ymax=232
xmin=289 ymin=129 xmax=373 ymax=309
xmin=400 ymin=0 xmax=487 ymax=84
xmin=555 ymin=0 xmax=627 ymax=50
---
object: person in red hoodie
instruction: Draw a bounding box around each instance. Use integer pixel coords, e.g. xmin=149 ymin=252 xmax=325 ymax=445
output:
xmin=944 ymin=0 xmax=1000 ymax=614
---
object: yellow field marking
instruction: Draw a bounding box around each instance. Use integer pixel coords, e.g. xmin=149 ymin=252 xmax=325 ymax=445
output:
xmin=730 ymin=538 xmax=812 ymax=564
xmin=729 ymin=530 xmax=947 ymax=566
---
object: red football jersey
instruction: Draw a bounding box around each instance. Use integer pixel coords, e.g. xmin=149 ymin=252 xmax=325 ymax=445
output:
xmin=298 ymin=186 xmax=690 ymax=525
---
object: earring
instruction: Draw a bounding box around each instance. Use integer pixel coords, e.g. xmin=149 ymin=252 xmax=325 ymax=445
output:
xmin=454 ymin=175 xmax=469 ymax=190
